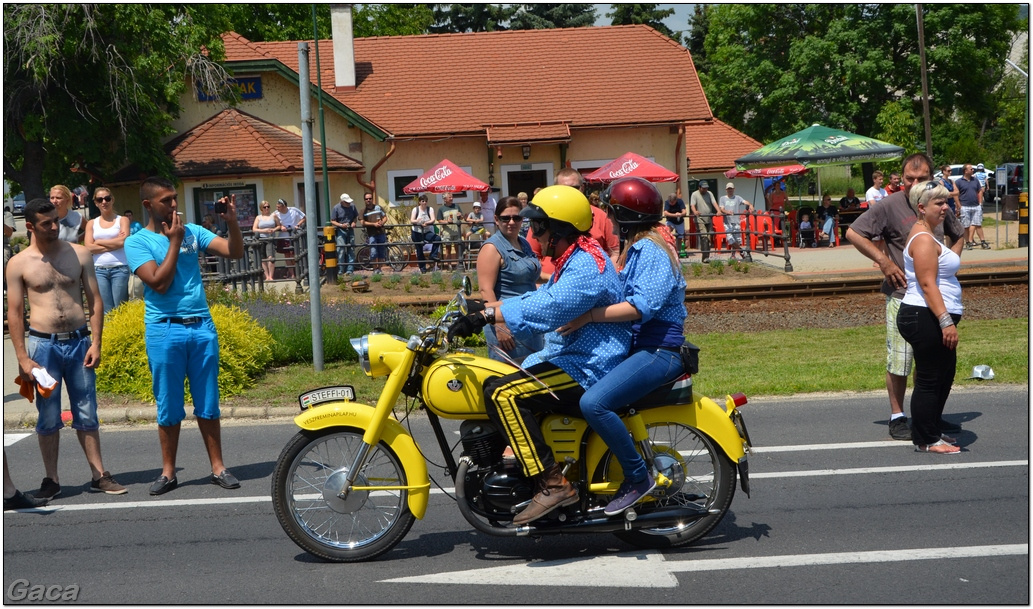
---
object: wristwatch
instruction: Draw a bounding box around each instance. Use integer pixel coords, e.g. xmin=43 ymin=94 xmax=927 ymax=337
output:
xmin=483 ymin=307 xmax=496 ymax=325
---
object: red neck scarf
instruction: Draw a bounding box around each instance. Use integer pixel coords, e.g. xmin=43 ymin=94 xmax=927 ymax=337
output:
xmin=552 ymin=235 xmax=607 ymax=281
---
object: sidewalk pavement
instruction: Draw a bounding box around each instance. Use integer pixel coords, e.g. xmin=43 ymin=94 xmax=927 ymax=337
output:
xmin=4 ymin=243 xmax=1027 ymax=430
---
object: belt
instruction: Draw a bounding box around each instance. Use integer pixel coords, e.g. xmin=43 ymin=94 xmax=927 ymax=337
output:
xmin=29 ymin=327 xmax=90 ymax=341
xmin=161 ymin=317 xmax=204 ymax=325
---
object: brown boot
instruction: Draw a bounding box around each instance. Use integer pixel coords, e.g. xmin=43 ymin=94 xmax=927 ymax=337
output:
xmin=513 ymin=463 xmax=578 ymax=525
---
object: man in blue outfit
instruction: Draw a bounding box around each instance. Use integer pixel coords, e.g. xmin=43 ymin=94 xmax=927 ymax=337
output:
xmin=449 ymin=185 xmax=630 ymax=524
xmin=124 ymin=177 xmax=245 ymax=495
xmin=330 ymin=192 xmax=359 ymax=274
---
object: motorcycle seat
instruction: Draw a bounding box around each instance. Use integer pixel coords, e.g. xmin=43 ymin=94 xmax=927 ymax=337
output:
xmin=622 ymin=374 xmax=694 ymax=413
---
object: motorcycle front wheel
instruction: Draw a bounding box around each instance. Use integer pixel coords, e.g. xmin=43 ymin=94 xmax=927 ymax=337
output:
xmin=611 ymin=422 xmax=736 ymax=549
xmin=271 ymin=428 xmax=416 ymax=562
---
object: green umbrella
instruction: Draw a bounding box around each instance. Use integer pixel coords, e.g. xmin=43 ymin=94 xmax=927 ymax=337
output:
xmin=735 ymin=124 xmax=904 ymax=170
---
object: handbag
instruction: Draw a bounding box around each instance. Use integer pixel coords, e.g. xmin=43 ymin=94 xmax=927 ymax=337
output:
xmin=680 ymin=341 xmax=700 ymax=375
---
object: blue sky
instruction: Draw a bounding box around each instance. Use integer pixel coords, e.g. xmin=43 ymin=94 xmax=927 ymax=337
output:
xmin=594 ymin=4 xmax=695 ymax=36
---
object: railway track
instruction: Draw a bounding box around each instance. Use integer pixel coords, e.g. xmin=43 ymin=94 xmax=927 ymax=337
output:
xmin=685 ymin=269 xmax=1028 ymax=302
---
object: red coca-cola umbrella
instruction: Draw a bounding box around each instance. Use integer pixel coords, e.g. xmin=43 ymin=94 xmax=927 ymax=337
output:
xmin=583 ymin=152 xmax=679 ymax=184
xmin=402 ymin=159 xmax=490 ymax=194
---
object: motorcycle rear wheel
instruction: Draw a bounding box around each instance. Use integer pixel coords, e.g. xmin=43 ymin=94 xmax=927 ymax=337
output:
xmin=612 ymin=423 xmax=736 ymax=549
xmin=271 ymin=428 xmax=416 ymax=562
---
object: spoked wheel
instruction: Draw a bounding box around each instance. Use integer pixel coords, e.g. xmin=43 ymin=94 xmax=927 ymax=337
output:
xmin=271 ymin=428 xmax=415 ymax=562
xmin=611 ymin=423 xmax=736 ymax=549
xmin=353 ymin=245 xmax=374 ymax=272
xmin=385 ymin=244 xmax=410 ymax=272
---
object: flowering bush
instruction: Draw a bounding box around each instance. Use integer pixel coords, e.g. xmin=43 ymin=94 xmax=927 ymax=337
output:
xmin=97 ymin=299 xmax=273 ymax=402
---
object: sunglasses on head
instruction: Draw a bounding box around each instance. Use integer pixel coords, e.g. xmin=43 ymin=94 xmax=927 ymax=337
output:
xmin=95 ymin=195 xmax=112 ymax=203
xmin=497 ymin=214 xmax=521 ymax=224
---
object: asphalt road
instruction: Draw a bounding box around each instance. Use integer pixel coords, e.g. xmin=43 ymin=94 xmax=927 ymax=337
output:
xmin=3 ymin=387 xmax=1028 ymax=604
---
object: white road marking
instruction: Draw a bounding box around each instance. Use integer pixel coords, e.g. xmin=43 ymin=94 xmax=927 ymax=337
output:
xmin=4 ymin=433 xmax=31 ymax=447
xmin=380 ymin=544 xmax=1029 ymax=586
xmin=5 ymin=460 xmax=1026 ymax=513
xmin=752 ymin=440 xmax=907 ymax=452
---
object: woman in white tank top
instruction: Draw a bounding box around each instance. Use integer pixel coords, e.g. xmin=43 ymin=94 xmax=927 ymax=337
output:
xmin=896 ymin=181 xmax=964 ymax=455
xmin=84 ymin=187 xmax=130 ymax=314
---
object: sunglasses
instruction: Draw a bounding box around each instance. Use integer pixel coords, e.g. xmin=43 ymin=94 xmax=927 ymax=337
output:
xmin=261 ymin=205 xmax=270 ymax=209
xmin=95 ymin=195 xmax=112 ymax=203
xmin=497 ymin=215 xmax=521 ymax=224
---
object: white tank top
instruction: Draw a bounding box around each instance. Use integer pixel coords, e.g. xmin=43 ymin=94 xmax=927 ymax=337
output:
xmin=901 ymin=231 xmax=963 ymax=315
xmin=92 ymin=216 xmax=128 ymax=267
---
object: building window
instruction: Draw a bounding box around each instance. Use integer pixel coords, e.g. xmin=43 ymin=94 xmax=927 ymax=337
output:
xmin=192 ymin=183 xmax=258 ymax=234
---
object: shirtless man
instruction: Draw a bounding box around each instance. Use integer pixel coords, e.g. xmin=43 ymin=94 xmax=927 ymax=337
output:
xmin=6 ymin=198 xmax=126 ymax=500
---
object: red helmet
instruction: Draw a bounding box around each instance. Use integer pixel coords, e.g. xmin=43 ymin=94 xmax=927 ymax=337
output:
xmin=605 ymin=177 xmax=663 ymax=226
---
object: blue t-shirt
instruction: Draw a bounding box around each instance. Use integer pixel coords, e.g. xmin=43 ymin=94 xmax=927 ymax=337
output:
xmin=501 ymin=246 xmax=629 ymax=388
xmin=956 ymin=176 xmax=981 ymax=207
xmin=124 ymin=225 xmax=216 ymax=323
xmin=129 ymin=221 xmax=143 ymax=235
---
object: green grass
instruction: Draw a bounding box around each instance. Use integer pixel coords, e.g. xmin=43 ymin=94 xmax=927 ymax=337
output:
xmin=222 ymin=318 xmax=1027 ymax=410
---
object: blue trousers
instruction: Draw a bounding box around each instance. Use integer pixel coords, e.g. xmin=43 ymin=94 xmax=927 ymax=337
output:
xmin=335 ymin=229 xmax=355 ymax=274
xmin=95 ymin=264 xmax=130 ymax=315
xmin=580 ymin=347 xmax=684 ymax=483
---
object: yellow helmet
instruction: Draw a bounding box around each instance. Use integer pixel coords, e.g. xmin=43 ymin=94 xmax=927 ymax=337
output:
xmin=521 ymin=185 xmax=593 ymax=236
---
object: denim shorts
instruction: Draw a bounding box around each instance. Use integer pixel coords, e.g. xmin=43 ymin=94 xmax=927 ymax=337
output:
xmin=26 ymin=332 xmax=98 ymax=435
xmin=145 ymin=318 xmax=221 ymax=426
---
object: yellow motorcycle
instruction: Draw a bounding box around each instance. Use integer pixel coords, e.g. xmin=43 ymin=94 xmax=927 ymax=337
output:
xmin=271 ymin=280 xmax=752 ymax=562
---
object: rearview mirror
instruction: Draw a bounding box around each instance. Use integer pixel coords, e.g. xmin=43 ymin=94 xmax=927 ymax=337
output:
xmin=461 ymin=275 xmax=471 ymax=296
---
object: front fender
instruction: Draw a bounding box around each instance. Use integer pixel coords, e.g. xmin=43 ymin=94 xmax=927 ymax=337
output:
xmin=294 ymin=402 xmax=430 ymax=519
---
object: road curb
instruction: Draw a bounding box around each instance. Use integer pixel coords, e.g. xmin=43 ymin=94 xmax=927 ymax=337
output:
xmin=3 ymin=406 xmax=302 ymax=430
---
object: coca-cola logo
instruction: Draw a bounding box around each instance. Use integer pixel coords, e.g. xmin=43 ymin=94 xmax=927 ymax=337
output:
xmin=608 ymin=159 xmax=639 ymax=179
xmin=419 ymin=165 xmax=453 ymax=188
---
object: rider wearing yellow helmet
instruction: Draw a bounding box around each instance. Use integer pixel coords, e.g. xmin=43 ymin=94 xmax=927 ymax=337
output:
xmin=449 ymin=184 xmax=630 ymax=525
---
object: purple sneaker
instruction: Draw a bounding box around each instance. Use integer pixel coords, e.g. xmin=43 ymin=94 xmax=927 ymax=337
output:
xmin=604 ymin=473 xmax=656 ymax=516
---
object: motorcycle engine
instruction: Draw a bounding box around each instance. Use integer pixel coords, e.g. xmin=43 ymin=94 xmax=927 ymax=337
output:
xmin=459 ymin=421 xmax=534 ymax=515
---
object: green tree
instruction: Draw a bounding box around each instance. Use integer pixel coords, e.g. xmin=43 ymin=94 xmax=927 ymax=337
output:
xmin=354 ymin=4 xmax=434 ymax=37
xmin=701 ymin=4 xmax=1022 ymax=162
xmin=606 ymin=4 xmax=676 ymax=40
xmin=430 ymin=4 xmax=513 ymax=33
xmin=224 ymin=4 xmax=329 ymax=42
xmin=685 ymin=5 xmax=712 ymax=72
xmin=508 ymin=4 xmax=596 ymax=30
xmin=3 ymin=4 xmax=234 ymax=201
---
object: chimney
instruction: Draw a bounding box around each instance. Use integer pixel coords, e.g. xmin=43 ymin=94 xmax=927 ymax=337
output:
xmin=331 ymin=4 xmax=356 ymax=90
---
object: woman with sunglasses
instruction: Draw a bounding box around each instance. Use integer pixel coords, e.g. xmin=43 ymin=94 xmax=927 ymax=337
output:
xmin=896 ymin=181 xmax=964 ymax=455
xmin=83 ymin=187 xmax=131 ymax=314
xmin=252 ymin=200 xmax=281 ymax=281
xmin=557 ymin=177 xmax=686 ymax=516
xmin=476 ymin=196 xmax=544 ymax=364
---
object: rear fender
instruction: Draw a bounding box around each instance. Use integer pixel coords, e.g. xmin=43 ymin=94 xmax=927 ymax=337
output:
xmin=294 ymin=402 xmax=430 ymax=519
xmin=584 ymin=397 xmax=748 ymax=471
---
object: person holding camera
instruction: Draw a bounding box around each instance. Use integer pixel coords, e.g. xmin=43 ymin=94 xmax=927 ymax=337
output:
xmin=124 ymin=177 xmax=245 ymax=496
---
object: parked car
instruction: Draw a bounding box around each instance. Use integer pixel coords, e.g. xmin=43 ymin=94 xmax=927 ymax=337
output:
xmin=997 ymin=163 xmax=1025 ymax=196
xmin=933 ymin=164 xmax=966 ymax=182
xmin=10 ymin=193 xmax=25 ymax=216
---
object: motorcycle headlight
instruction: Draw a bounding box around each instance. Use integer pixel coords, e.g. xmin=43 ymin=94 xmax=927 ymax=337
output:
xmin=350 ymin=336 xmax=371 ymax=375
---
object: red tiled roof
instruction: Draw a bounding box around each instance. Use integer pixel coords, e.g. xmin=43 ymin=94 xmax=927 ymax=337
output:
xmin=684 ymin=118 xmax=764 ymax=173
xmin=224 ymin=25 xmax=712 ymax=138
xmin=166 ymin=108 xmax=363 ymax=178
xmin=486 ymin=122 xmax=571 ymax=145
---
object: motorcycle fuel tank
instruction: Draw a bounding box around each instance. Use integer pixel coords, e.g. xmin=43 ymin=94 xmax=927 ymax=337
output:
xmin=422 ymin=353 xmax=515 ymax=419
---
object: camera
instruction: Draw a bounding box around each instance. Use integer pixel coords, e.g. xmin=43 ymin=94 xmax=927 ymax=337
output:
xmin=214 ymin=199 xmax=227 ymax=214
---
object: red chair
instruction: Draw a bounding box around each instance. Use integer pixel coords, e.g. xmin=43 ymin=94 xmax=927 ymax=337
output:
xmin=712 ymin=214 xmax=727 ymax=252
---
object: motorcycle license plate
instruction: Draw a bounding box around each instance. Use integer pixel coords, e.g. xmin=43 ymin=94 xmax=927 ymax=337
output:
xmin=298 ymin=386 xmax=356 ymax=411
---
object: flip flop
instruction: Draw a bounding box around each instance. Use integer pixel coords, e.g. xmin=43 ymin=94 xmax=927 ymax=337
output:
xmin=915 ymin=439 xmax=960 ymax=454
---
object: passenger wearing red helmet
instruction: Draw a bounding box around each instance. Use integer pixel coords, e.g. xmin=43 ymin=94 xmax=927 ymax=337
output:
xmin=558 ymin=176 xmax=687 ymax=516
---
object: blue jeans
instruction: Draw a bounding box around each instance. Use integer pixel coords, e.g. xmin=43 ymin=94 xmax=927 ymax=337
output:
xmin=27 ymin=332 xmax=98 ymax=435
xmin=95 ymin=265 xmax=130 ymax=315
xmin=367 ymin=233 xmax=387 ymax=261
xmin=335 ymin=229 xmax=355 ymax=273
xmin=579 ymin=347 xmax=684 ymax=483
xmin=145 ymin=318 xmax=221 ymax=426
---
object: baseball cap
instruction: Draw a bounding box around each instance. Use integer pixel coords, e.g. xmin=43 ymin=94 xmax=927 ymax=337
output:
xmin=976 ymin=163 xmax=984 ymax=170
xmin=969 ymin=364 xmax=994 ymax=380
xmin=472 ymin=202 xmax=481 ymax=207
xmin=339 ymin=193 xmax=353 ymax=203
xmin=699 ymin=180 xmax=709 ymax=188
xmin=725 ymin=182 xmax=735 ymax=190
